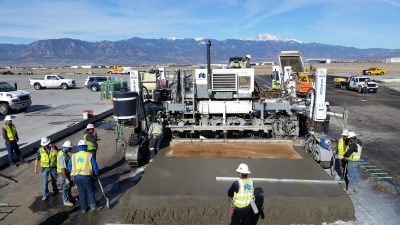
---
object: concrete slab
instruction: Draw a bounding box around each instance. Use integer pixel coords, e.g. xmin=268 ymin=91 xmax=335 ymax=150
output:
xmin=121 ymin=146 xmax=354 ymax=225
xmin=0 ymin=74 xmax=124 ymax=167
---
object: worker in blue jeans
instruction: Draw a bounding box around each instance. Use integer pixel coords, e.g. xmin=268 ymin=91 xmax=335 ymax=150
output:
xmin=34 ymin=137 xmax=59 ymax=201
xmin=57 ymin=140 xmax=74 ymax=207
xmin=68 ymin=140 xmax=100 ymax=213
xmin=2 ymin=115 xmax=24 ymax=167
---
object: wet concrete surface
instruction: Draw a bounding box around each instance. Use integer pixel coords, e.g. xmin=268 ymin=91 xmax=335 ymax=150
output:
xmin=168 ymin=141 xmax=301 ymax=159
xmin=120 ymin=146 xmax=354 ymax=225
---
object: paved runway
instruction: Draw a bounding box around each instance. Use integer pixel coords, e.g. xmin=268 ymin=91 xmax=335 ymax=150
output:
xmin=0 ymin=74 xmax=127 ymax=166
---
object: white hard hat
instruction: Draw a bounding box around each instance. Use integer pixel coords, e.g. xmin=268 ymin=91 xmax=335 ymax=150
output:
xmin=236 ymin=163 xmax=251 ymax=174
xmin=347 ymin=131 xmax=356 ymax=138
xmin=245 ymin=54 xmax=251 ymax=59
xmin=4 ymin=115 xmax=13 ymax=121
xmin=62 ymin=140 xmax=73 ymax=148
xmin=41 ymin=137 xmax=51 ymax=146
xmin=86 ymin=123 xmax=94 ymax=129
xmin=77 ymin=139 xmax=87 ymax=146
xmin=325 ymin=102 xmax=330 ymax=106
xmin=341 ymin=129 xmax=349 ymax=136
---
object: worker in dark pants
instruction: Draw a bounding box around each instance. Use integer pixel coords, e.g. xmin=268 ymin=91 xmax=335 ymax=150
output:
xmin=84 ymin=123 xmax=98 ymax=159
xmin=335 ymin=129 xmax=349 ymax=178
xmin=68 ymin=140 xmax=100 ymax=213
xmin=148 ymin=118 xmax=163 ymax=162
xmin=2 ymin=115 xmax=24 ymax=167
xmin=228 ymin=163 xmax=255 ymax=225
xmin=341 ymin=131 xmax=362 ymax=192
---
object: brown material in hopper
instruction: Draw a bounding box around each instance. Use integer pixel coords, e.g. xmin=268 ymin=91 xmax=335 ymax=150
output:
xmin=166 ymin=141 xmax=302 ymax=159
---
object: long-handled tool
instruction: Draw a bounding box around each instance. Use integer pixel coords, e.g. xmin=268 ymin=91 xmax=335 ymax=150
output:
xmin=97 ymin=179 xmax=110 ymax=209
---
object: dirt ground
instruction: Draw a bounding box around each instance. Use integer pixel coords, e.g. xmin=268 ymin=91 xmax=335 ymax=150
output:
xmin=167 ymin=141 xmax=301 ymax=159
xmin=2 ymin=62 xmax=399 ymax=76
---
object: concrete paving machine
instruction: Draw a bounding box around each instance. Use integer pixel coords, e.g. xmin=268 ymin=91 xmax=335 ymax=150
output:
xmin=112 ymin=41 xmax=333 ymax=168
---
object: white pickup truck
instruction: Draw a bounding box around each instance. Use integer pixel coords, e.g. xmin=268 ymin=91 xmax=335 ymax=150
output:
xmin=0 ymin=81 xmax=32 ymax=115
xmin=29 ymin=75 xmax=76 ymax=90
xmin=347 ymin=76 xmax=378 ymax=93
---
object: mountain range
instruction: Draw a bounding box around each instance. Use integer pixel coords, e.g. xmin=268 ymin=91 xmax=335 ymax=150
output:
xmin=1 ymin=36 xmax=399 ymax=66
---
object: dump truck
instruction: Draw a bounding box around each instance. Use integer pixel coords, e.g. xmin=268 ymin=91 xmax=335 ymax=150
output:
xmin=278 ymin=51 xmax=313 ymax=96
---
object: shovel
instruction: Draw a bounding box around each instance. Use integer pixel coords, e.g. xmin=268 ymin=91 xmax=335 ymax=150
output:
xmin=97 ymin=178 xmax=110 ymax=209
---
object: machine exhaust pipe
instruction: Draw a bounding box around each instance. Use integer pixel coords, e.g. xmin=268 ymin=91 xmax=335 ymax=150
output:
xmin=207 ymin=40 xmax=212 ymax=96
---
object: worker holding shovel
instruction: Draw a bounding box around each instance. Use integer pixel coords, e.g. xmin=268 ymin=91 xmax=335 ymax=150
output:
xmin=227 ymin=163 xmax=258 ymax=225
xmin=68 ymin=140 xmax=100 ymax=213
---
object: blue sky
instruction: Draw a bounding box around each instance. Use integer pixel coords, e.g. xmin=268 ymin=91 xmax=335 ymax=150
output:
xmin=0 ymin=0 xmax=399 ymax=48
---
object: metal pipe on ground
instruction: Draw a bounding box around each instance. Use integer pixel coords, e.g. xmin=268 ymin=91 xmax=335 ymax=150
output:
xmin=216 ymin=177 xmax=344 ymax=185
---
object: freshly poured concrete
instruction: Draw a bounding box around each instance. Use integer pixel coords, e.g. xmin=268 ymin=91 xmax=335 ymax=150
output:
xmin=121 ymin=145 xmax=354 ymax=225
xmin=167 ymin=141 xmax=302 ymax=159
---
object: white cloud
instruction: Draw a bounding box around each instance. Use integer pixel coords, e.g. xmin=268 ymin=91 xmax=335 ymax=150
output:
xmin=380 ymin=0 xmax=400 ymax=7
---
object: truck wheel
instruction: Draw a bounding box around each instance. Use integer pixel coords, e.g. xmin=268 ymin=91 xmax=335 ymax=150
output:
xmin=34 ymin=83 xmax=42 ymax=90
xmin=61 ymin=83 xmax=69 ymax=90
xmin=358 ymin=86 xmax=362 ymax=93
xmin=368 ymin=72 xmax=371 ymax=75
xmin=0 ymin=103 xmax=10 ymax=115
xmin=380 ymin=72 xmax=384 ymax=75
xmin=91 ymin=86 xmax=98 ymax=92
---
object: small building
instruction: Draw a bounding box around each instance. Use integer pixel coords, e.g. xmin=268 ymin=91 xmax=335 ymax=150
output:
xmin=70 ymin=66 xmax=79 ymax=69
xmin=261 ymin=61 xmax=275 ymax=66
xmin=81 ymin=65 xmax=92 ymax=69
xmin=306 ymin=59 xmax=331 ymax=64
xmin=386 ymin=57 xmax=400 ymax=63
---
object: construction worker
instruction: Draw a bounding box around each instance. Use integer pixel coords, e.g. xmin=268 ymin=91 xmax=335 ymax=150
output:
xmin=335 ymin=129 xmax=349 ymax=178
xmin=68 ymin=140 xmax=99 ymax=213
xmin=34 ymin=137 xmax=59 ymax=201
xmin=148 ymin=118 xmax=163 ymax=161
xmin=228 ymin=163 xmax=255 ymax=225
xmin=2 ymin=115 xmax=24 ymax=167
xmin=84 ymin=123 xmax=98 ymax=158
xmin=362 ymin=80 xmax=368 ymax=94
xmin=342 ymin=131 xmax=362 ymax=191
xmin=240 ymin=55 xmax=251 ymax=68
xmin=57 ymin=140 xmax=74 ymax=207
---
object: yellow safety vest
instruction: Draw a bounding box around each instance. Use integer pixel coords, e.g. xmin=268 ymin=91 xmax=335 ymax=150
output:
xmin=84 ymin=134 xmax=97 ymax=151
xmin=345 ymin=143 xmax=362 ymax=161
xmin=57 ymin=150 xmax=69 ymax=173
xmin=239 ymin=61 xmax=247 ymax=68
xmin=70 ymin=151 xmax=93 ymax=176
xmin=39 ymin=147 xmax=57 ymax=168
xmin=337 ymin=138 xmax=347 ymax=159
xmin=4 ymin=125 xmax=17 ymax=141
xmin=233 ymin=178 xmax=254 ymax=208
xmin=271 ymin=81 xmax=281 ymax=90
xmin=150 ymin=123 xmax=162 ymax=135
